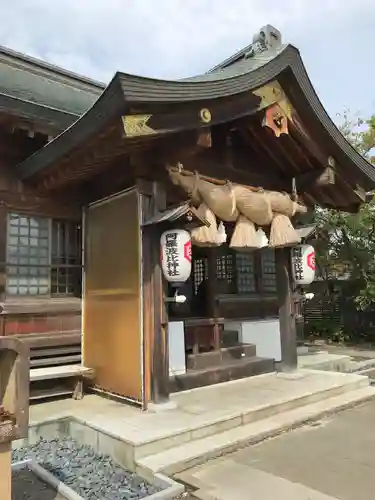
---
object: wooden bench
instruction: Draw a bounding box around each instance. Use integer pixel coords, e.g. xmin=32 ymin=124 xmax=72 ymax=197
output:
xmin=16 ymin=332 xmax=94 ymax=401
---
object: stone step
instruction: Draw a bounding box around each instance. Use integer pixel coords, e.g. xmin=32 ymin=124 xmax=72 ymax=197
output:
xmin=172 ymin=356 xmax=274 ymax=392
xmin=356 ymin=367 xmax=375 ymax=379
xmin=221 ymin=330 xmax=239 ymax=347
xmin=221 ymin=344 xmax=257 ymax=362
xmin=136 ymin=371 xmax=369 ymax=463
xmin=137 ymin=384 xmax=375 ymax=480
xmin=298 ymin=352 xmax=351 ymax=372
xmin=186 ymin=344 xmax=257 ymax=370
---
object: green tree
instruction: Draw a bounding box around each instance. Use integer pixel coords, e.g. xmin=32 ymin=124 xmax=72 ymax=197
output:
xmin=315 ymin=110 xmax=375 ymax=310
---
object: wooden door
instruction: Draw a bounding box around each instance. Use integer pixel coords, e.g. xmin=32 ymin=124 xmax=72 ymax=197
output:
xmin=82 ymin=188 xmax=143 ymax=402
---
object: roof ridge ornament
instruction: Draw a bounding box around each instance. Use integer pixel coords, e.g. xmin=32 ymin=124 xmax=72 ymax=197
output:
xmin=245 ymin=25 xmax=282 ymax=59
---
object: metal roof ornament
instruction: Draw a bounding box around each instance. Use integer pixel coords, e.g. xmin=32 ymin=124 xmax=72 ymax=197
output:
xmin=245 ymin=25 xmax=282 ymax=59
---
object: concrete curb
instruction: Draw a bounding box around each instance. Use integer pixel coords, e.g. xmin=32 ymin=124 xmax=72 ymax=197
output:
xmin=12 ymin=460 xmax=85 ymax=500
xmin=13 ymin=421 xmax=186 ymax=500
xmin=140 ymin=386 xmax=375 ymax=479
xmin=148 ymin=473 xmax=185 ymax=500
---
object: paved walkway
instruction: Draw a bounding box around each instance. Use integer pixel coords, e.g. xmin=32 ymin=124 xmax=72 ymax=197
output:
xmin=30 ymin=370 xmax=363 ymax=451
xmin=181 ymin=399 xmax=375 ymax=500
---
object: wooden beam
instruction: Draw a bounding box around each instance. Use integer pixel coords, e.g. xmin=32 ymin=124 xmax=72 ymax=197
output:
xmin=167 ymin=164 xmax=264 ymax=192
xmin=197 ymin=128 xmax=212 ymax=148
xmin=354 ymin=184 xmax=367 ymax=203
xmin=295 ymin=166 xmax=336 ymax=190
xmin=275 ymin=248 xmax=297 ymax=371
xmin=0 ymin=190 xmax=81 ymax=220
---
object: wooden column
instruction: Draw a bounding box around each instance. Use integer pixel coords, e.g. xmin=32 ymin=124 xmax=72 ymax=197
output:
xmin=207 ymin=248 xmax=220 ymax=351
xmin=150 ymin=227 xmax=170 ymax=404
xmin=140 ymin=180 xmax=170 ymax=405
xmin=275 ymin=247 xmax=297 ymax=371
xmin=0 ymin=442 xmax=11 ymax=500
xmin=0 ymin=203 xmax=7 ymax=304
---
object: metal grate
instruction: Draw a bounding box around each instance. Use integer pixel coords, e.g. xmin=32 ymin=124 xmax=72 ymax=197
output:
xmin=236 ymin=252 xmax=256 ymax=293
xmin=261 ymin=248 xmax=277 ymax=292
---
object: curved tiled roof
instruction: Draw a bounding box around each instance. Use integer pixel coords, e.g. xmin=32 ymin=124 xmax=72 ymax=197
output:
xmin=0 ymin=45 xmax=104 ymax=128
xmin=13 ymin=27 xmax=375 ymax=195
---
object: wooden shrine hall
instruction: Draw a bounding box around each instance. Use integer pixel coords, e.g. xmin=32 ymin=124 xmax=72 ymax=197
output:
xmin=13 ymin=25 xmax=375 ymax=408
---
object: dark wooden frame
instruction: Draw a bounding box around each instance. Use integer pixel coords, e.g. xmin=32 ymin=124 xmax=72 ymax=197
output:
xmin=0 ymin=336 xmax=29 ymax=441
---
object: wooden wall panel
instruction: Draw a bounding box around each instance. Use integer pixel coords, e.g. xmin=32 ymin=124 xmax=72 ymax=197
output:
xmin=83 ymin=188 xmax=142 ymax=401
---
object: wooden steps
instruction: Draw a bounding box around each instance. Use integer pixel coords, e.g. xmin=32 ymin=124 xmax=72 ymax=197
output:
xmin=170 ymin=355 xmax=274 ymax=393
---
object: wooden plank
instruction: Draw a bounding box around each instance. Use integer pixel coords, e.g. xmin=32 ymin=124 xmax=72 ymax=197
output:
xmin=30 ymin=365 xmax=94 ymax=382
xmin=20 ymin=332 xmax=81 ymax=349
xmin=1 ymin=298 xmax=81 ymax=315
xmin=30 ymin=355 xmax=81 ymax=367
xmin=31 ymin=346 xmax=81 ymax=357
xmin=30 ymin=388 xmax=73 ymax=401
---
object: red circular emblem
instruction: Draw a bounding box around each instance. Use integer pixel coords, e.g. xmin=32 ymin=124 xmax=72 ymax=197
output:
xmin=184 ymin=240 xmax=192 ymax=263
xmin=307 ymin=252 xmax=315 ymax=271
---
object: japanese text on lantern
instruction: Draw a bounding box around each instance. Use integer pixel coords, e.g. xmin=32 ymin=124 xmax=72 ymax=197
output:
xmin=165 ymin=232 xmax=180 ymax=277
xmin=292 ymin=246 xmax=303 ymax=282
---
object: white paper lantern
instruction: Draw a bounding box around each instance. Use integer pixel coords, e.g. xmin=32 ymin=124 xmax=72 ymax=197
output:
xmin=291 ymin=244 xmax=315 ymax=285
xmin=160 ymin=229 xmax=192 ymax=284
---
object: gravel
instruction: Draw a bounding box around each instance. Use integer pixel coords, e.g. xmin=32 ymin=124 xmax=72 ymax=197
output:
xmin=12 ymin=468 xmax=66 ymax=500
xmin=12 ymin=437 xmax=163 ymax=500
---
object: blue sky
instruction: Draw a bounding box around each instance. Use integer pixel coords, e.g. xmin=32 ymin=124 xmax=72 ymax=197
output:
xmin=1 ymin=1 xmax=374 ymax=121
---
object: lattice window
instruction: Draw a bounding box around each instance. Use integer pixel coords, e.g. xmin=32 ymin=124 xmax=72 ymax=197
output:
xmin=6 ymin=213 xmax=81 ymax=297
xmin=235 ymin=252 xmax=256 ymax=293
xmin=51 ymin=220 xmax=81 ymax=295
xmin=216 ymin=253 xmax=234 ymax=284
xmin=7 ymin=214 xmax=50 ymax=295
xmin=261 ymin=248 xmax=277 ymax=292
xmin=192 ymin=257 xmax=208 ymax=294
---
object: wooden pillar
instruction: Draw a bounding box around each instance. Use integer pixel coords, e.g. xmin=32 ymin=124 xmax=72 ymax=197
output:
xmin=0 ymin=203 xmax=7 ymax=304
xmin=0 ymin=442 xmax=11 ymax=500
xmin=140 ymin=180 xmax=170 ymax=406
xmin=275 ymin=247 xmax=297 ymax=371
xmin=207 ymin=248 xmax=220 ymax=351
xmin=150 ymin=229 xmax=170 ymax=404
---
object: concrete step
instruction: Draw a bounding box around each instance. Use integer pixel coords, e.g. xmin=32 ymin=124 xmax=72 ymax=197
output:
xmin=221 ymin=344 xmax=257 ymax=362
xmin=298 ymin=352 xmax=351 ymax=372
xmin=137 ymin=384 xmax=375 ymax=480
xmin=171 ymin=356 xmax=274 ymax=392
xmin=186 ymin=344 xmax=257 ymax=370
xmin=356 ymin=367 xmax=375 ymax=379
xmin=136 ymin=371 xmax=369 ymax=463
xmin=221 ymin=330 xmax=239 ymax=347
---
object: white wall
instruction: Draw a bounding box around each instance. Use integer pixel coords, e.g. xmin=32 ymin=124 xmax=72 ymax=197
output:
xmin=226 ymin=319 xmax=282 ymax=361
xmin=168 ymin=321 xmax=186 ymax=376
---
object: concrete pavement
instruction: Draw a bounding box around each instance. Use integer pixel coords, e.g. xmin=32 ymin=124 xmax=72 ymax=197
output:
xmin=179 ymin=399 xmax=375 ymax=499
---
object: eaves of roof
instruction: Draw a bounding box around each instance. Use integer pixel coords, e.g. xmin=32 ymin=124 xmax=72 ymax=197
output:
xmin=0 ymin=44 xmax=104 ymax=118
xmin=14 ymin=44 xmax=375 ymax=191
xmin=0 ymin=91 xmax=79 ymax=131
